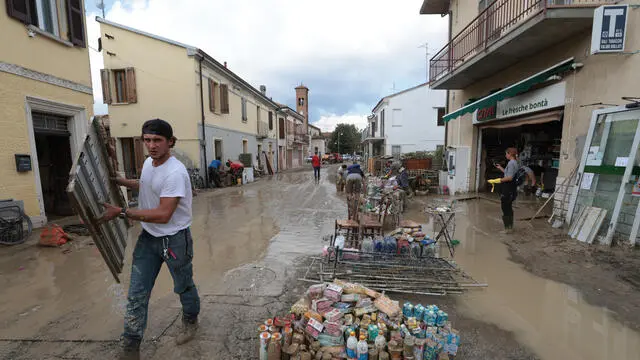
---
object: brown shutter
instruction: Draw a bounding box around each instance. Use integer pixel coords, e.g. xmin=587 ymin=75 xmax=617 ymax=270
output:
xmin=125 ymin=68 xmax=137 ymax=103
xmin=220 ymin=84 xmax=229 ymax=114
xmin=6 ymin=0 xmax=34 ymax=24
xmin=100 ymin=69 xmax=112 ymax=104
xmin=133 ymin=137 xmax=145 ymax=178
xmin=66 ymin=0 xmax=86 ymax=47
xmin=208 ymin=79 xmax=215 ymax=112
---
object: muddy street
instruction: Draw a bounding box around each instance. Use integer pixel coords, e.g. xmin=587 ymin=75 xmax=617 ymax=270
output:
xmin=2 ymin=168 xmax=640 ymax=359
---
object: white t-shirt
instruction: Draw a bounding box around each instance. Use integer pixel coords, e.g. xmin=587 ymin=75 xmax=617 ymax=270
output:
xmin=138 ymin=156 xmax=192 ymax=237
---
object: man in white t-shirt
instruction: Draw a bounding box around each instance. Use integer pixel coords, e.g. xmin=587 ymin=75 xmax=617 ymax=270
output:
xmin=100 ymin=119 xmax=199 ymax=360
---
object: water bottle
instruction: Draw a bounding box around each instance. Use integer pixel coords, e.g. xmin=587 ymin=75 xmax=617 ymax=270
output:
xmin=335 ymin=235 xmax=346 ymax=249
xmin=347 ymin=332 xmax=358 ymax=359
xmin=362 ymin=237 xmax=374 ymax=253
xmin=357 ymin=335 xmax=369 ymax=360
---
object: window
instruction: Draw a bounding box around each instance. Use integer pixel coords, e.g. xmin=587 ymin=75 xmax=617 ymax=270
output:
xmin=114 ymin=70 xmax=127 ymax=103
xmin=380 ymin=109 xmax=385 ymax=136
xmin=242 ymin=139 xmax=248 ymax=153
xmin=257 ymin=106 xmax=261 ymax=122
xmin=220 ymin=84 xmax=230 ymax=114
xmin=437 ymin=107 xmax=446 ymax=126
xmin=392 ymin=145 xmax=402 ymax=157
xmin=268 ymin=111 xmax=273 ymax=130
xmin=279 ymin=117 xmax=285 ymax=139
xmin=6 ymin=0 xmax=85 ymax=46
xmin=208 ymin=80 xmax=219 ymax=113
xmin=298 ymin=97 xmax=305 ymax=106
xmin=101 ymin=68 xmax=137 ymax=104
xmin=241 ymin=98 xmax=247 ymax=122
xmin=371 ymin=121 xmax=377 ymax=136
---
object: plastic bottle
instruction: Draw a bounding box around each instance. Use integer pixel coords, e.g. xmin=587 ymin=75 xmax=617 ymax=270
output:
xmin=335 ymin=235 xmax=346 ymax=249
xmin=375 ymin=332 xmax=387 ymax=351
xmin=357 ymin=335 xmax=369 ymax=360
xmin=362 ymin=237 xmax=374 ymax=253
xmin=347 ymin=332 xmax=358 ymax=359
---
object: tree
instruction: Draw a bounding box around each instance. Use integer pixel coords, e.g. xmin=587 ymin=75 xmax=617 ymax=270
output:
xmin=328 ymin=124 xmax=361 ymax=154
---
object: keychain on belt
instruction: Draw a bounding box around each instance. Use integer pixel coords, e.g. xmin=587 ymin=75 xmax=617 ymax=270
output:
xmin=162 ymin=237 xmax=177 ymax=260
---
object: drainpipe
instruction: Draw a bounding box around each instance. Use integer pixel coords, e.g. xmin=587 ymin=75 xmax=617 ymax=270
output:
xmin=444 ymin=10 xmax=452 ymax=150
xmin=198 ymin=55 xmax=209 ymax=187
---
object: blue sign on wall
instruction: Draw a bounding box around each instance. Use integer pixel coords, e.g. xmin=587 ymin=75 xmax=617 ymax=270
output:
xmin=591 ymin=5 xmax=629 ymax=54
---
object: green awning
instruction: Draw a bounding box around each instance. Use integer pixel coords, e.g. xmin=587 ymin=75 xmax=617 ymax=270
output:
xmin=443 ymin=58 xmax=575 ymax=122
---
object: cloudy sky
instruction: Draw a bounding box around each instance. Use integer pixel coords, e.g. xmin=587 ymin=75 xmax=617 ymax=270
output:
xmin=87 ymin=0 xmax=447 ymax=132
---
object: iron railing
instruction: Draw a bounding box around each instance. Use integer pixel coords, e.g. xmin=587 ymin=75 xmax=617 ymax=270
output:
xmin=429 ymin=0 xmax=616 ymax=83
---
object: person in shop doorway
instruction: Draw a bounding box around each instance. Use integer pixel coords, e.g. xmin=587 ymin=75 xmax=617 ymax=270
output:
xmin=312 ymin=152 xmax=321 ymax=184
xmin=493 ymin=147 xmax=519 ymax=233
xmin=100 ymin=119 xmax=200 ymax=360
xmin=208 ymin=156 xmax=223 ymax=188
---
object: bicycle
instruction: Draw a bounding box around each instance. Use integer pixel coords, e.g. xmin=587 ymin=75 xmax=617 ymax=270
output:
xmin=187 ymin=168 xmax=205 ymax=190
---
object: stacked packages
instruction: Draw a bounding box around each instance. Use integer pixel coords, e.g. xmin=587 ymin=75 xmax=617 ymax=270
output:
xmin=259 ymin=280 xmax=460 ymax=360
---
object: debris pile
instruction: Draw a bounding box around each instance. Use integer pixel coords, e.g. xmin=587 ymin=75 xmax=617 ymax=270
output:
xmin=259 ymin=280 xmax=460 ymax=360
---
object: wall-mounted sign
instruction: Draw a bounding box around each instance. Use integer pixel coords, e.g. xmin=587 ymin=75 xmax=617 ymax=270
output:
xmin=473 ymin=82 xmax=566 ymax=124
xmin=591 ymin=5 xmax=628 ymax=54
xmin=14 ymin=154 xmax=32 ymax=172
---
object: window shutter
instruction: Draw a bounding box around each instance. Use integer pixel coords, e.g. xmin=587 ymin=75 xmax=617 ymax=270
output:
xmin=6 ymin=0 xmax=31 ymax=23
xmin=208 ymin=79 xmax=215 ymax=112
xmin=133 ymin=137 xmax=145 ymax=178
xmin=100 ymin=69 xmax=112 ymax=104
xmin=220 ymin=84 xmax=229 ymax=114
xmin=125 ymin=68 xmax=137 ymax=103
xmin=66 ymin=0 xmax=86 ymax=47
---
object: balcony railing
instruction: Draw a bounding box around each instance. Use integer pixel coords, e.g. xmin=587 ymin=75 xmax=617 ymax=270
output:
xmin=430 ymin=0 xmax=615 ymax=83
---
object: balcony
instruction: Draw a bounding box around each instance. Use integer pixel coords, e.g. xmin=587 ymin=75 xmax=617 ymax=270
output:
xmin=257 ymin=121 xmax=269 ymax=139
xmin=429 ymin=0 xmax=615 ymax=89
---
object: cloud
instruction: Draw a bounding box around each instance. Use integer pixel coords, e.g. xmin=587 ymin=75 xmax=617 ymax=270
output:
xmin=89 ymin=0 xmax=448 ymax=119
xmin=313 ymin=113 xmax=368 ymax=133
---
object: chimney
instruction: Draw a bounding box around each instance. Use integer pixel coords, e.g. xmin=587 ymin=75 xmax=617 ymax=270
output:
xmin=224 ymin=61 xmax=227 ymax=68
xmin=260 ymin=85 xmax=267 ymax=96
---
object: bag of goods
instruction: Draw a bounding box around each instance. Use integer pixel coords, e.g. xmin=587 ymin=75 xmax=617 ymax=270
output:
xmin=375 ymin=295 xmax=401 ymax=318
xmin=383 ymin=237 xmax=397 ymax=254
xmin=324 ymin=308 xmax=343 ymax=323
xmin=444 ymin=329 xmax=460 ymax=356
xmin=354 ymin=305 xmax=378 ymax=317
xmin=306 ymin=284 xmax=326 ymax=300
xmin=323 ymin=284 xmax=343 ymax=302
xmin=436 ymin=310 xmax=448 ymax=327
xmin=357 ymin=297 xmax=373 ymax=308
xmin=323 ymin=321 xmax=343 ymax=337
xmin=368 ymin=324 xmax=380 ymax=342
xmin=341 ymin=293 xmax=360 ymax=302
xmin=305 ymin=318 xmax=324 ymax=339
xmin=344 ymin=314 xmax=354 ymax=326
xmin=423 ymin=339 xmax=439 ymax=360
xmin=334 ymin=279 xmax=367 ymax=295
xmin=402 ymin=302 xmax=414 ymax=318
xmin=304 ymin=311 xmax=323 ymax=323
xmin=332 ymin=302 xmax=352 ymax=314
xmin=274 ymin=314 xmax=294 ymax=328
xmin=291 ymin=297 xmax=310 ymax=315
xmin=312 ymin=298 xmax=334 ymax=314
xmin=424 ymin=310 xmax=437 ymax=326
xmin=413 ymin=304 xmax=425 ymax=320
xmin=365 ymin=287 xmax=381 ymax=299
xmin=406 ymin=317 xmax=418 ymax=330
xmin=318 ymin=333 xmax=344 ymax=347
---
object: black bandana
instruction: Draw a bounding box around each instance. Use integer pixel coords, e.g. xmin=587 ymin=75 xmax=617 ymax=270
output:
xmin=141 ymin=118 xmax=173 ymax=140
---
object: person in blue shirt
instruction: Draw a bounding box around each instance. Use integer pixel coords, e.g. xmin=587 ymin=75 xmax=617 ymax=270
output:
xmin=346 ymin=163 xmax=364 ymax=195
xmin=208 ymin=157 xmax=223 ymax=188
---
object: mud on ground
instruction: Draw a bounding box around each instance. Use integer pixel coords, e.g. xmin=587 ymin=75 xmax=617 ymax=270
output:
xmin=504 ymin=220 xmax=640 ymax=332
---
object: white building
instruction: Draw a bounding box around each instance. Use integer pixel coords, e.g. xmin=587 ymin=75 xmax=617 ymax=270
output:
xmin=363 ymin=83 xmax=446 ymax=157
xmin=308 ymin=124 xmax=326 ymax=156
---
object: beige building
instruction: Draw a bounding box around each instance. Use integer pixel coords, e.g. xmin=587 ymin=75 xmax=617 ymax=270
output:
xmin=308 ymin=124 xmax=326 ymax=157
xmin=0 ymin=0 xmax=92 ymax=226
xmin=421 ymin=0 xmax=640 ymax=243
xmin=97 ymin=18 xmax=283 ymax=181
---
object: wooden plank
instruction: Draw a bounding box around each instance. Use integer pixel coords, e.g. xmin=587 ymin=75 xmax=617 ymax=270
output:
xmin=577 ymin=207 xmax=602 ymax=243
xmin=569 ymin=207 xmax=586 ymax=238
xmin=587 ymin=209 xmax=607 ymax=244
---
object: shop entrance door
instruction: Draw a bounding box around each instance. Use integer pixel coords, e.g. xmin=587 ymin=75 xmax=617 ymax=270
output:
xmin=568 ymin=107 xmax=640 ymax=245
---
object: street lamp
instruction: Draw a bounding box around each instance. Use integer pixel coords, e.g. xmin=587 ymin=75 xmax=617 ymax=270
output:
xmin=337 ymin=132 xmax=343 ymax=154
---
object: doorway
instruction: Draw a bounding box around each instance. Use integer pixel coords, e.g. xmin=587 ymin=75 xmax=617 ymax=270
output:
xmin=32 ymin=112 xmax=73 ymax=218
xmin=214 ymin=139 xmax=223 ymax=161
xmin=257 ymin=144 xmax=263 ymax=167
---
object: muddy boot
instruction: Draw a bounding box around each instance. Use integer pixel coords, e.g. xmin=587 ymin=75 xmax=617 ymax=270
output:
xmin=175 ymin=317 xmax=198 ymax=345
xmin=119 ymin=338 xmax=140 ymax=360
xmin=500 ymin=216 xmax=513 ymax=234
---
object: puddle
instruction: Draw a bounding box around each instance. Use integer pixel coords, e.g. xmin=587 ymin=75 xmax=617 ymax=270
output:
xmin=412 ymin=199 xmax=640 ymax=360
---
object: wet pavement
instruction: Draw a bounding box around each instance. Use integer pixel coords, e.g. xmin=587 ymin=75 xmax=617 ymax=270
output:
xmin=2 ymin=167 xmax=640 ymax=359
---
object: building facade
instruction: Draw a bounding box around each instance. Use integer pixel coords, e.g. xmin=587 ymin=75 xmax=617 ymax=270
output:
xmin=308 ymin=124 xmax=326 ymax=156
xmin=97 ymin=18 xmax=282 ymax=181
xmin=421 ymin=0 xmax=640 ymax=243
xmin=363 ymin=83 xmax=446 ymax=158
xmin=1 ymin=0 xmax=92 ymax=226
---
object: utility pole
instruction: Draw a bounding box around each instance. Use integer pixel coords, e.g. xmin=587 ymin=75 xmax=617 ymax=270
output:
xmin=418 ymin=42 xmax=430 ymax=82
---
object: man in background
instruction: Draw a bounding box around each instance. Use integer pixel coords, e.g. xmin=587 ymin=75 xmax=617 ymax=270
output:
xmin=208 ymin=157 xmax=223 ymax=188
xmin=312 ymin=152 xmax=321 ymax=184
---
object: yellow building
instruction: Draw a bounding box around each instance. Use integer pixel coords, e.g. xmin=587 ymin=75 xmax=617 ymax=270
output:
xmin=97 ymin=18 xmax=286 ymax=180
xmin=0 ymin=0 xmax=93 ymax=226
xmin=421 ymin=0 xmax=640 ymax=242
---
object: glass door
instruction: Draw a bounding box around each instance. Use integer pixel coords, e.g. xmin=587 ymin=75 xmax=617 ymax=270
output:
xmin=569 ymin=108 xmax=640 ymax=245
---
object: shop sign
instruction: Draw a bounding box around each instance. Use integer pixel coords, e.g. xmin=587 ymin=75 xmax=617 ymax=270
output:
xmin=591 ymin=5 xmax=628 ymax=54
xmin=472 ymin=82 xmax=566 ymax=124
